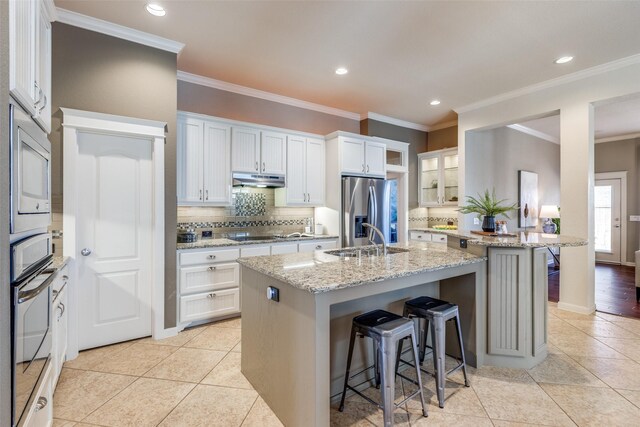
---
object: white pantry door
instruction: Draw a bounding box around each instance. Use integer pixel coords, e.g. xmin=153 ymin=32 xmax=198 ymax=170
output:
xmin=76 ymin=131 xmax=153 ymax=350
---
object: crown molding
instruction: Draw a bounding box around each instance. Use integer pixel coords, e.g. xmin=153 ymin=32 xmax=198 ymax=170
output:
xmin=596 ymin=131 xmax=640 ymax=144
xmin=507 ymin=124 xmax=559 ymax=144
xmin=43 ymin=0 xmax=57 ymax=21
xmin=361 ymin=112 xmax=429 ymax=132
xmin=177 ymin=71 xmax=361 ymax=121
xmin=428 ymin=120 xmax=458 ymax=131
xmin=455 ymin=53 xmax=640 ymax=114
xmin=56 ymin=8 xmax=185 ymax=54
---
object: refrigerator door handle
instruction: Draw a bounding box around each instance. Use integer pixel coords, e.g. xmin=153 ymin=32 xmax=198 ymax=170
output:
xmin=368 ymin=185 xmax=377 ymax=241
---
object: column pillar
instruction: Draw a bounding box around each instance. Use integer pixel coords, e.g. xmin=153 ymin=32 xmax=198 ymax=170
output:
xmin=558 ymin=102 xmax=596 ymax=314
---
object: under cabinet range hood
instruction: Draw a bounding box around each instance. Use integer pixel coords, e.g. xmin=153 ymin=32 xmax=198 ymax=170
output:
xmin=232 ymin=172 xmax=285 ymax=188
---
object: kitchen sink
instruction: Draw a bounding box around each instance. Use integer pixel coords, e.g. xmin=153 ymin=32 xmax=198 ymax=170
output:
xmin=325 ymin=246 xmax=410 ymax=258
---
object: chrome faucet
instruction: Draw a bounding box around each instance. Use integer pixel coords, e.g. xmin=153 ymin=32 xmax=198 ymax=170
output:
xmin=362 ymin=223 xmax=387 ymax=256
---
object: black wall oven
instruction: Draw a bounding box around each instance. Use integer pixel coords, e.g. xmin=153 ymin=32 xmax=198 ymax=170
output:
xmin=11 ymin=233 xmax=54 ymax=426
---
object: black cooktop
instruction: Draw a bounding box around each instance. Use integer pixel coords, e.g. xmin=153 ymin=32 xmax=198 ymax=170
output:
xmin=228 ymin=235 xmax=281 ymax=242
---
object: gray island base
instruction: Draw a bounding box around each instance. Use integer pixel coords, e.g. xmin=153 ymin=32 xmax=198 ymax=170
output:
xmin=239 ymin=234 xmax=587 ymax=426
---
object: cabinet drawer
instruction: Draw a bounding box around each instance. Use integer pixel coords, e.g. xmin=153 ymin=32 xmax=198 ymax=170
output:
xmin=23 ymin=361 xmax=53 ymax=427
xmin=180 ymin=248 xmax=240 ymax=266
xmin=271 ymin=243 xmax=298 ymax=255
xmin=299 ymin=240 xmax=338 ymax=253
xmin=410 ymin=232 xmax=432 ymax=241
xmin=431 ymin=234 xmax=447 ymax=243
xmin=180 ymin=288 xmax=240 ymax=323
xmin=240 ymin=245 xmax=271 ymax=258
xmin=180 ymin=262 xmax=239 ymax=294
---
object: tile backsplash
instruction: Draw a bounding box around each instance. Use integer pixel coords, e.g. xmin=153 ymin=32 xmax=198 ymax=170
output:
xmin=178 ymin=187 xmax=314 ymax=236
xmin=409 ymin=206 xmax=459 ymax=229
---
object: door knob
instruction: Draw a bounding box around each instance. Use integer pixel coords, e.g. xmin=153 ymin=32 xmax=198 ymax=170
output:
xmin=614 ymin=225 xmax=621 ymax=228
xmin=81 ymin=248 xmax=92 ymax=256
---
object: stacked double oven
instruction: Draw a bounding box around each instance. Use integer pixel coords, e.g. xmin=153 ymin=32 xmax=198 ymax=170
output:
xmin=9 ymin=98 xmax=53 ymax=426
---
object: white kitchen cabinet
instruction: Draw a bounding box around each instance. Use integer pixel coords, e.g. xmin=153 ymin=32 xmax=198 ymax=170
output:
xmin=232 ymin=128 xmax=287 ymax=175
xmin=23 ymin=362 xmax=53 ymax=427
xmin=180 ymin=263 xmax=239 ymax=294
xmin=418 ymin=148 xmax=458 ymax=207
xmin=240 ymin=245 xmax=271 ymax=257
xmin=275 ymin=136 xmax=325 ymax=206
xmin=177 ymin=114 xmax=231 ymax=206
xmin=180 ymin=248 xmax=240 ymax=266
xmin=52 ymin=286 xmax=67 ymax=384
xmin=10 ymin=0 xmax=54 ymax=131
xmin=180 ymin=288 xmax=241 ymax=324
xmin=260 ymin=131 xmax=287 ymax=175
xmin=271 ymin=243 xmax=298 ymax=255
xmin=409 ymin=231 xmax=447 ymax=243
xmin=231 ymin=127 xmax=261 ymax=173
xmin=332 ymin=135 xmax=387 ymax=178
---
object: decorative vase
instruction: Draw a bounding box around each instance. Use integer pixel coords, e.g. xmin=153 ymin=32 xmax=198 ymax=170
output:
xmin=482 ymin=215 xmax=496 ymax=232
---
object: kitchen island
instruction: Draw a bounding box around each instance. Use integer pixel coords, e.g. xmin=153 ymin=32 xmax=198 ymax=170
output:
xmin=239 ymin=241 xmax=487 ymax=426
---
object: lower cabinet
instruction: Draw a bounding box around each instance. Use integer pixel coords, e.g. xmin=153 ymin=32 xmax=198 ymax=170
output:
xmin=52 ymin=286 xmax=68 ymax=385
xmin=23 ymin=349 xmax=54 ymax=427
xmin=409 ymin=231 xmax=447 ymax=243
xmin=178 ymin=239 xmax=338 ymax=325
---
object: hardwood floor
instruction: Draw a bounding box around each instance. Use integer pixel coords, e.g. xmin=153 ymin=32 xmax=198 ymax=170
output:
xmin=548 ymin=263 xmax=640 ymax=319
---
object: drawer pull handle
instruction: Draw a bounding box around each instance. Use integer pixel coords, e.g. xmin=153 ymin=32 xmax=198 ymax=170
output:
xmin=35 ymin=396 xmax=48 ymax=412
xmin=62 ymin=275 xmax=69 ymax=281
xmin=418 ymin=235 xmax=422 ymax=238
xmin=315 ymin=245 xmax=322 ymax=249
xmin=208 ymin=266 xmax=216 ymax=271
xmin=207 ymin=293 xmax=217 ymax=298
xmin=208 ymin=255 xmax=216 ymax=259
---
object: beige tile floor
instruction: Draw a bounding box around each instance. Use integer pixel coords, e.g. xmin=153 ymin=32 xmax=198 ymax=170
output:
xmin=54 ymin=302 xmax=640 ymax=426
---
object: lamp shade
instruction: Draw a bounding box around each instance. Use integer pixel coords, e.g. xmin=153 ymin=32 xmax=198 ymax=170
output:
xmin=539 ymin=205 xmax=560 ymax=219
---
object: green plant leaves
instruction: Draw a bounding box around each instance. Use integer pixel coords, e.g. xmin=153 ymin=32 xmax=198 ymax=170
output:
xmin=458 ymin=189 xmax=519 ymax=218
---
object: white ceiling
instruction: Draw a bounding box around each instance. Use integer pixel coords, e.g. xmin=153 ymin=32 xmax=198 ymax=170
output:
xmin=55 ymin=1 xmax=640 ymax=128
xmin=513 ymin=93 xmax=640 ymax=143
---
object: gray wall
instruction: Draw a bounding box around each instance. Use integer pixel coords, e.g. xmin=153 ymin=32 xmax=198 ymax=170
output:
xmin=51 ymin=23 xmax=179 ymax=328
xmin=178 ymin=80 xmax=360 ymax=135
xmin=428 ymin=125 xmax=457 ymax=151
xmin=361 ymin=118 xmax=428 ymax=209
xmin=595 ymin=137 xmax=640 ymax=263
xmin=465 ymin=127 xmax=561 ymax=231
xmin=1 ymin=1 xmax=12 ymax=424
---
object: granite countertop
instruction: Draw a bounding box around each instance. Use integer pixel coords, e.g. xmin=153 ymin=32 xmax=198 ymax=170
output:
xmin=51 ymin=256 xmax=70 ymax=271
xmin=423 ymin=229 xmax=587 ymax=248
xmin=237 ymin=241 xmax=486 ymax=294
xmin=176 ymin=234 xmax=339 ymax=250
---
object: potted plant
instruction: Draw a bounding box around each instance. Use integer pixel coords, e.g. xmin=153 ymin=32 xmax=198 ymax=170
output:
xmin=458 ymin=189 xmax=518 ymax=232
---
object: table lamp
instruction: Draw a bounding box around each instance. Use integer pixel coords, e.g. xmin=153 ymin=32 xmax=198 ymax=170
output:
xmin=540 ymin=205 xmax=560 ymax=233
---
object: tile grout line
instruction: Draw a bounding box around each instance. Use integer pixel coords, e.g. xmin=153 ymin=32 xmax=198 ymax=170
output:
xmin=238 ymin=394 xmax=260 ymax=426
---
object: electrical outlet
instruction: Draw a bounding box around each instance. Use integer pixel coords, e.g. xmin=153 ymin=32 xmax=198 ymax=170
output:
xmin=460 ymin=239 xmax=468 ymax=249
xmin=202 ymin=230 xmax=213 ymax=238
xmin=630 ymin=215 xmax=640 ymax=222
xmin=473 ymin=218 xmax=480 ymax=225
xmin=267 ymin=286 xmax=280 ymax=302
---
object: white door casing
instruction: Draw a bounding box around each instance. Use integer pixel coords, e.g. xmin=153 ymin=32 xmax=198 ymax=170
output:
xmin=62 ymin=109 xmax=166 ymax=357
xmin=595 ymin=173 xmax=626 ymax=264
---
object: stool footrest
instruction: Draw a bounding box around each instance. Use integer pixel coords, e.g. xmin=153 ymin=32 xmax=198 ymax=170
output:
xmin=345 ymin=385 xmax=383 ymax=410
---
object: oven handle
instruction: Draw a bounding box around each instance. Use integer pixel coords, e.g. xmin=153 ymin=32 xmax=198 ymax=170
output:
xmin=18 ymin=272 xmax=55 ymax=304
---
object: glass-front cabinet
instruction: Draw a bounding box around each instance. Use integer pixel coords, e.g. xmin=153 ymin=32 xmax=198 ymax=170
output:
xmin=418 ymin=148 xmax=458 ymax=207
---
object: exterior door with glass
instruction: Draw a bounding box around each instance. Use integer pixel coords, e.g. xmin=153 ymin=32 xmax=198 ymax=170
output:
xmin=594 ymin=178 xmax=622 ymax=264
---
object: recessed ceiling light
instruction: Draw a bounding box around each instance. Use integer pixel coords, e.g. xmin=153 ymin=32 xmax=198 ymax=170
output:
xmin=429 ymin=100 xmax=441 ymax=106
xmin=146 ymin=3 xmax=166 ymax=16
xmin=335 ymin=67 xmax=348 ymax=75
xmin=554 ymin=56 xmax=573 ymax=64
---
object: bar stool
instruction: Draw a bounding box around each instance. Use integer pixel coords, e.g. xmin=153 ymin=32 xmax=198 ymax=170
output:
xmin=401 ymin=296 xmax=470 ymax=408
xmin=338 ymin=309 xmax=428 ymax=426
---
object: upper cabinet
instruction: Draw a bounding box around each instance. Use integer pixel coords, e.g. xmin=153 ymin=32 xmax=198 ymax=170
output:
xmin=177 ymin=113 xmax=231 ymax=206
xmin=275 ymin=136 xmax=325 ymax=206
xmin=231 ymin=128 xmax=286 ymax=175
xmin=418 ymin=148 xmax=458 ymax=207
xmin=10 ymin=0 xmax=54 ymax=132
xmin=332 ymin=134 xmax=386 ymax=178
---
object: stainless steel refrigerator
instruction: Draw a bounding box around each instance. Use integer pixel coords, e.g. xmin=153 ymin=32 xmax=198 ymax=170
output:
xmin=342 ymin=176 xmax=392 ymax=248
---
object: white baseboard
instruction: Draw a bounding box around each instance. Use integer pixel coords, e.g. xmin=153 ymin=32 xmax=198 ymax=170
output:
xmin=152 ymin=326 xmax=179 ymax=340
xmin=557 ymin=301 xmax=596 ymax=315
xmin=622 ymin=261 xmax=635 ymax=267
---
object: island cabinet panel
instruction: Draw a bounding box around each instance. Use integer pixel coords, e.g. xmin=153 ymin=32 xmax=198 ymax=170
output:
xmin=487 ymin=248 xmax=529 ymax=357
xmin=532 ymin=248 xmax=549 ymax=356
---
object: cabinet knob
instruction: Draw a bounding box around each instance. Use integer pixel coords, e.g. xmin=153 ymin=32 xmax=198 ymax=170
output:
xmin=362 ymin=164 xmax=365 ymax=173
xmin=199 ymin=189 xmax=203 ymax=201
xmin=207 ymin=293 xmax=217 ymax=298
xmin=208 ymin=266 xmax=216 ymax=271
xmin=208 ymin=255 xmax=216 ymax=259
xmin=205 ymin=189 xmax=209 ymax=200
xmin=262 ymin=161 xmax=266 ymax=172
xmin=255 ymin=161 xmax=259 ymax=171
xmin=81 ymin=248 xmax=92 ymax=256
xmin=34 ymin=397 xmax=48 ymax=412
xmin=315 ymin=245 xmax=322 ymax=250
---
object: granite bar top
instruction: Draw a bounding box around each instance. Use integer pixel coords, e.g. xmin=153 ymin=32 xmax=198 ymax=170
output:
xmin=176 ymin=234 xmax=339 ymax=250
xmin=418 ymin=229 xmax=588 ymax=248
xmin=237 ymin=241 xmax=486 ymax=294
xmin=51 ymin=256 xmax=70 ymax=271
